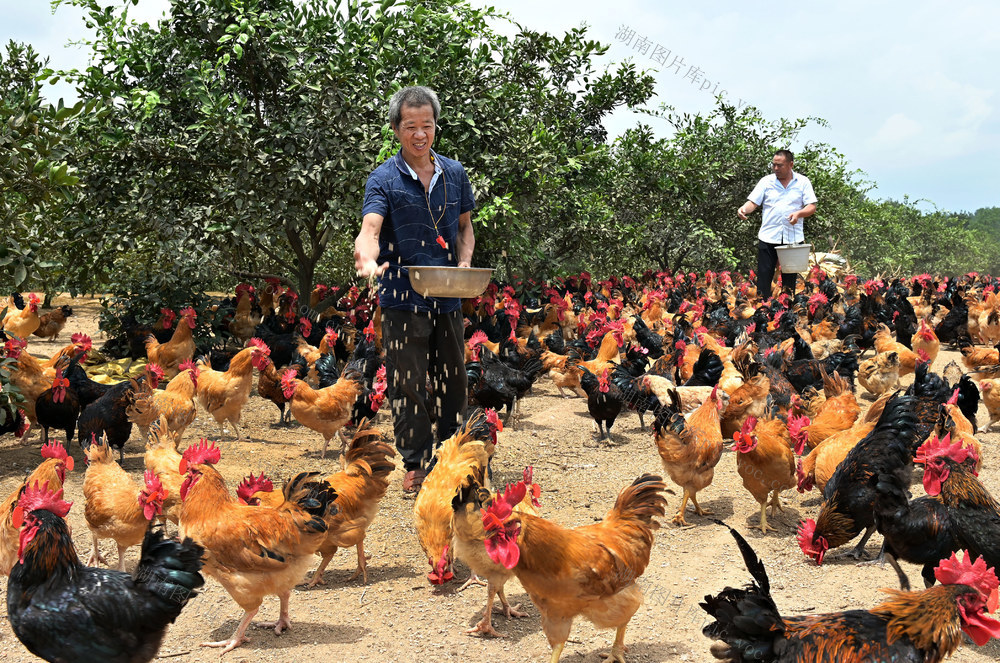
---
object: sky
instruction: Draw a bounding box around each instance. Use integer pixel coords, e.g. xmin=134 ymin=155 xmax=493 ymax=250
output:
xmin=6 ymin=0 xmax=997 ymax=213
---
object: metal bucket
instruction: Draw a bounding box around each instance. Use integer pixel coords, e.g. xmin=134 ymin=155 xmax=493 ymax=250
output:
xmin=776 ymin=243 xmax=812 ymax=274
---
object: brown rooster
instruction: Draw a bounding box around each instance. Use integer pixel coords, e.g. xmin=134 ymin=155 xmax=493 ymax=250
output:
xmin=653 ymin=386 xmax=725 ymax=526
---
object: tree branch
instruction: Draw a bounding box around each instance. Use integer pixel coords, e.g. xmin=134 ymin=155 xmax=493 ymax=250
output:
xmin=229 ymin=269 xmax=297 ymax=289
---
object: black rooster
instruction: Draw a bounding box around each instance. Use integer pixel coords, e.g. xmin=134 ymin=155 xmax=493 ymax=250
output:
xmin=8 ymin=482 xmax=205 ymax=663
xmin=579 ymin=366 xmax=623 ymax=442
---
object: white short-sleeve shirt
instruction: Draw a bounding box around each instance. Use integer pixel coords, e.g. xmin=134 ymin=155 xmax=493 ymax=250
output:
xmin=748 ymin=171 xmax=817 ymax=244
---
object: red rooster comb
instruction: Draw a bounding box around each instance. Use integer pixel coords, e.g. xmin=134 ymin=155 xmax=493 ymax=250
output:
xmin=914 ymin=433 xmax=977 ymax=467
xmin=936 ymin=551 xmax=1000 ymax=613
xmin=179 ymin=359 xmax=199 ymax=375
xmin=40 ymin=440 xmax=74 ymax=471
xmin=324 ymin=328 xmax=339 ymax=345
xmin=796 ymin=519 xmax=828 ymax=565
xmin=787 ymin=413 xmax=811 ymax=455
xmin=237 ymin=473 xmax=274 ymax=505
xmin=71 ymin=332 xmax=92 ymax=353
xmin=935 ymin=551 xmax=1000 ymax=646
xmin=427 ymin=545 xmax=454 ymax=585
xmin=179 ymin=439 xmax=221 ymax=474
xmin=248 ymin=337 xmax=271 ymax=355
xmin=180 ymin=306 xmax=196 ymax=318
xmin=298 ymin=317 xmax=313 ymax=337
xmin=947 ymin=388 xmax=960 ymax=406
xmin=12 ymin=481 xmax=72 ymax=528
xmin=468 ymin=330 xmax=489 ymax=348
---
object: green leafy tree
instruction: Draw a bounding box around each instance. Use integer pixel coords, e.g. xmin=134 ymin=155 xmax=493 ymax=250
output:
xmin=0 ymin=41 xmax=95 ymax=291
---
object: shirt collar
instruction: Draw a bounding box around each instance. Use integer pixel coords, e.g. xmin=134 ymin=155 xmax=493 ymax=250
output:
xmin=395 ymin=150 xmax=443 ymax=194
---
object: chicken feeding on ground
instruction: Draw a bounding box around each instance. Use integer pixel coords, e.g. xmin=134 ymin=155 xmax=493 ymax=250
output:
xmin=31 ymin=304 xmax=73 ymax=340
xmin=798 ymin=395 xmax=919 ymax=564
xmin=413 ymin=414 xmax=493 ymax=587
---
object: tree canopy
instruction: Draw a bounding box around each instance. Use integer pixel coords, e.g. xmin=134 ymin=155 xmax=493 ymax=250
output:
xmin=2 ymin=0 xmax=996 ymax=304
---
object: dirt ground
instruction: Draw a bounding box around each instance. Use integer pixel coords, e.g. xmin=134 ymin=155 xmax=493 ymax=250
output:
xmin=1 ymin=296 xmax=999 ymax=663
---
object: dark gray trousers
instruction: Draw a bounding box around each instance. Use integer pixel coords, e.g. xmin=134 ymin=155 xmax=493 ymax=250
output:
xmin=381 ymin=308 xmax=468 ymax=471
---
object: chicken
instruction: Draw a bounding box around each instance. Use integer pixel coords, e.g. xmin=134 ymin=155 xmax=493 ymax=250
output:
xmin=305 ymin=422 xmax=396 ymax=586
xmin=127 ymin=359 xmax=200 ymax=443
xmin=0 ymin=441 xmax=74 ymax=576
xmin=256 ymin=353 xmax=308 ymax=424
xmin=961 ymin=342 xmax=1000 ymax=374
xmin=451 ymin=466 xmax=539 ymax=637
xmin=796 ymin=370 xmax=859 ymax=451
xmin=78 ymin=367 xmax=162 ymax=461
xmin=144 ymin=306 xmax=197 ymax=377
xmin=981 ymin=378 xmax=1000 ymax=431
xmin=858 ymin=350 xmax=900 ymax=397
xmin=578 ymin=329 xmax=622 ymax=376
xmin=798 ymin=395 xmax=919 ymax=564
xmin=7 ymin=340 xmax=56 ymax=443
xmin=228 ymin=285 xmax=260 ymax=345
xmin=797 ymin=393 xmax=890 ymax=494
xmin=8 ymin=481 xmax=205 ymax=663
xmin=2 ymin=292 xmax=41 ymax=338
xmin=720 ymin=374 xmax=770 ymax=439
xmin=580 ymin=367 xmax=623 ymax=442
xmin=732 ymin=415 xmax=796 ymax=533
xmin=915 ymin=433 xmax=1000 ymax=573
xmin=84 ymin=434 xmax=168 ymax=570
xmin=281 ymin=357 xmax=364 ymax=458
xmin=977 ymin=291 xmax=1000 ymax=345
xmin=542 ymin=350 xmax=586 ymax=398
xmin=143 ymin=417 xmax=203 ymax=528
xmin=33 ymin=362 xmax=81 ymax=445
xmin=413 ymin=415 xmax=492 ymax=586
xmin=31 ymin=304 xmax=73 ymax=340
xmin=195 ymin=339 xmax=271 ymax=440
xmin=177 ymin=442 xmax=337 ymax=654
xmin=911 ymin=317 xmax=941 ymax=364
xmin=654 ymin=386 xmax=725 ymax=525
xmin=702 ymin=524 xmax=1000 ymax=662
xmin=478 ymin=473 xmax=668 ymax=662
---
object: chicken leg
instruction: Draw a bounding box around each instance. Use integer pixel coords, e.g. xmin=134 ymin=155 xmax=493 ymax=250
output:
xmin=201 ymin=607 xmax=257 ymax=654
xmin=255 ymin=590 xmax=293 ymax=634
xmin=602 ymin=624 xmax=629 ymax=663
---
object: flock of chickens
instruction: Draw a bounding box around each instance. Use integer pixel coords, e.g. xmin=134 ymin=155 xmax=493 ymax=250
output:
xmin=2 ymin=267 xmax=1000 ymax=662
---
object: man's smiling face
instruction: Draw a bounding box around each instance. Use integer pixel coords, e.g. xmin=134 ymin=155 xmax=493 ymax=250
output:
xmin=394 ymin=103 xmax=436 ymax=166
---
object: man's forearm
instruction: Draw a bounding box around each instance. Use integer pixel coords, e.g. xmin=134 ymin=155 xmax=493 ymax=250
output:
xmin=455 ymin=212 xmax=474 ymax=267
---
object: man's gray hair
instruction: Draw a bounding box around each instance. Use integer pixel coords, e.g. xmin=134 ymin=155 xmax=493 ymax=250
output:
xmin=388 ymin=86 xmax=440 ymax=128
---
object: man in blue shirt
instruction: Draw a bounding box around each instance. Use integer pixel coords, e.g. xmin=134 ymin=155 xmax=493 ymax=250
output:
xmin=738 ymin=149 xmax=817 ymax=299
xmin=354 ymin=86 xmax=476 ymax=494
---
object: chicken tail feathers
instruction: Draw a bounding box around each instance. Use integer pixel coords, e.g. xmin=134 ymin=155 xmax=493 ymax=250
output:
xmin=283 ymin=472 xmax=338 ymax=525
xmin=133 ymin=525 xmax=205 ymax=615
xmin=609 ymin=474 xmax=668 ymax=530
xmin=700 ymin=521 xmax=784 ymax=662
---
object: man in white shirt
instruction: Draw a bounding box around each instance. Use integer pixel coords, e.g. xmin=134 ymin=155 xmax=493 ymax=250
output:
xmin=737 ymin=150 xmax=817 ymax=299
